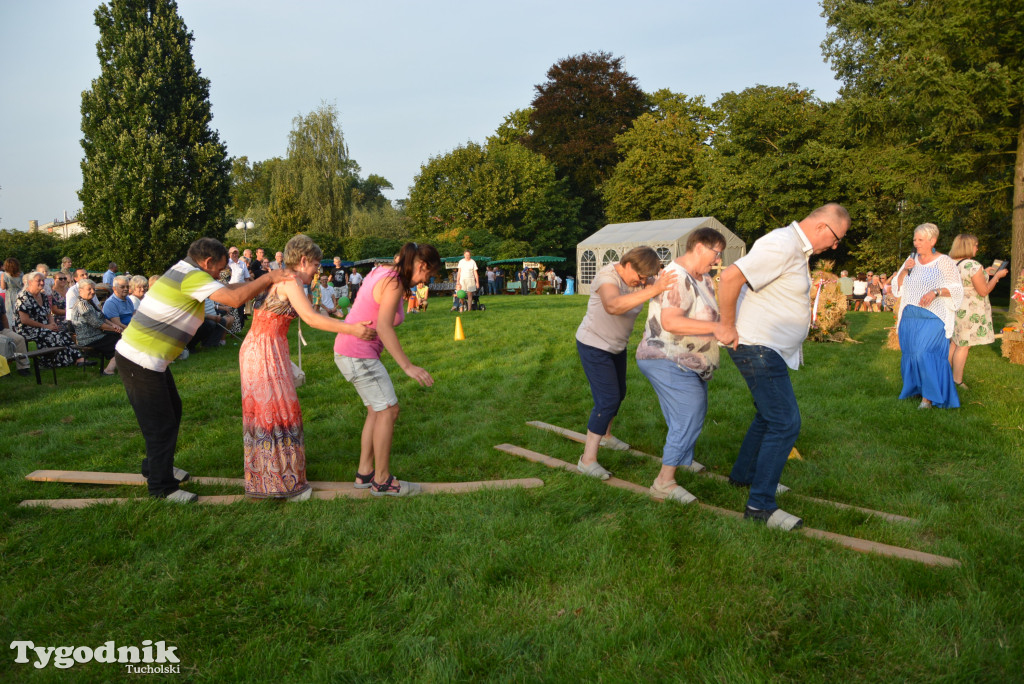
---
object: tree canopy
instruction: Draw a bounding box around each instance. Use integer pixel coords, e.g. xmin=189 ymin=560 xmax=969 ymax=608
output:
xmin=524 ymin=52 xmax=647 ymax=232
xmin=79 ymin=0 xmax=230 ymax=275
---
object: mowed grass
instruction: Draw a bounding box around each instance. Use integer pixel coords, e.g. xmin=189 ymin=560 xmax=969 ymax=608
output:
xmin=1 ymin=295 xmax=1022 ymax=682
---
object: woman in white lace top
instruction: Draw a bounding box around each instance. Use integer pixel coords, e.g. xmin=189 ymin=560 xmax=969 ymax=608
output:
xmin=891 ymin=223 xmax=964 ymax=409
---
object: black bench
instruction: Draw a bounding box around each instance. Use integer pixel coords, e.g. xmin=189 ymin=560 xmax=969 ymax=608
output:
xmin=20 ymin=347 xmax=63 ymax=385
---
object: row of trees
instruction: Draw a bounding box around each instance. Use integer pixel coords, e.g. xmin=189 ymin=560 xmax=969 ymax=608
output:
xmin=60 ymin=0 xmax=1021 ymax=282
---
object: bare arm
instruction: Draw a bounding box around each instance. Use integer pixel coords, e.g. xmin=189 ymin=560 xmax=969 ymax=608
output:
xmin=375 ymin=276 xmax=433 ymax=386
xmin=598 ymin=270 xmax=678 ymax=316
xmin=208 ymin=270 xmax=288 ymax=308
xmin=660 ymin=307 xmax=719 ymax=336
xmin=278 ymin=279 xmax=375 ymax=339
xmin=972 ymin=268 xmax=1003 ymax=297
xmin=714 ymin=265 xmax=748 ymax=348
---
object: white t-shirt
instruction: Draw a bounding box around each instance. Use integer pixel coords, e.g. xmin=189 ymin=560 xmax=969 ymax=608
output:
xmin=227 ymin=258 xmax=250 ymax=284
xmin=349 ymin=272 xmax=363 ymax=286
xmin=457 ymin=259 xmax=478 ymax=287
xmin=733 ymin=222 xmax=813 ymax=369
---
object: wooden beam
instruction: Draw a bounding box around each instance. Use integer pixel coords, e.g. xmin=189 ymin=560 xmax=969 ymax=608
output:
xmin=18 ymin=477 xmax=544 ymax=509
xmin=495 ymin=444 xmax=959 ymax=568
xmin=525 ymin=421 xmax=918 ymax=525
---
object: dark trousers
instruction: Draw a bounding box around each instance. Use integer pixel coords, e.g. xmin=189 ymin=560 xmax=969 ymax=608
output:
xmin=117 ymin=351 xmax=183 ymax=497
xmin=576 ymin=340 xmax=627 ymax=436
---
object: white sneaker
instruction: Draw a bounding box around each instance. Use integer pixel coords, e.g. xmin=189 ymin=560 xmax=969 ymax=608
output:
xmin=288 ymin=487 xmax=313 ymax=502
xmin=577 ymin=457 xmax=611 ymax=480
xmin=599 ymin=435 xmax=630 ymax=451
xmin=649 ymin=479 xmax=696 ymax=504
xmin=165 ymin=489 xmax=198 ymax=504
xmin=177 ymin=349 xmax=189 ymax=361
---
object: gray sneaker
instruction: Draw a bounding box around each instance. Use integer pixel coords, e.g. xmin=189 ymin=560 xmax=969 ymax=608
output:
xmin=165 ymin=489 xmax=198 ymax=504
xmin=371 ymin=475 xmax=421 ymax=497
xmin=173 ymin=467 xmax=190 ymax=483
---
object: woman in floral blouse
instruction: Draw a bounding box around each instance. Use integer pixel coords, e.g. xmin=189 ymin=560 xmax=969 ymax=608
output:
xmin=948 ymin=234 xmax=1007 ymax=388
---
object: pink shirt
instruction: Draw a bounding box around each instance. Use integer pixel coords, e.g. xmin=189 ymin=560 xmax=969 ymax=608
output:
xmin=334 ymin=266 xmax=405 ymax=359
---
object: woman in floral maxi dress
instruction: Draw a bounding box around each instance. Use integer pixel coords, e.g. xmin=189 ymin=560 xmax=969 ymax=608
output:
xmin=239 ymin=234 xmax=375 ymax=500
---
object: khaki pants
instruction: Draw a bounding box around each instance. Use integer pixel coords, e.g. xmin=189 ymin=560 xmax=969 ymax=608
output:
xmin=0 ymin=329 xmax=29 ymax=369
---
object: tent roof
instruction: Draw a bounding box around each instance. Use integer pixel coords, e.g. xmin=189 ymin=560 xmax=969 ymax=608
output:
xmin=577 ymin=217 xmax=732 ymax=247
xmin=488 ymin=256 xmax=566 ymax=266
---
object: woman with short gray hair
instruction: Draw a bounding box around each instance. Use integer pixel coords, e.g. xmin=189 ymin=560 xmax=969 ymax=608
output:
xmin=892 ymin=223 xmax=964 ymax=408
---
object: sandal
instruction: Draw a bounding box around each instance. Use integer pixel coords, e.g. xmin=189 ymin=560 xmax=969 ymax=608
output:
xmin=371 ymin=475 xmax=421 ymax=497
xmin=354 ymin=471 xmax=375 ymax=489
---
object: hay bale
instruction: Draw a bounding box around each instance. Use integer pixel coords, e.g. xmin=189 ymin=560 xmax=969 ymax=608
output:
xmin=886 ymin=298 xmax=902 ymax=350
xmin=808 ymin=265 xmax=853 ymax=342
xmin=1002 ymin=329 xmax=1024 ymax=364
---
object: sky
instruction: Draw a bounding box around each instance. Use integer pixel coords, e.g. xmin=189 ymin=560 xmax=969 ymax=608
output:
xmin=0 ymin=0 xmax=841 ymax=233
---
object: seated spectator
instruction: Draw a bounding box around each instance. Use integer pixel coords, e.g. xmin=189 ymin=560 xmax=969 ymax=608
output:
xmin=148 ymin=274 xmax=160 ymax=289
xmin=0 ymin=306 xmax=31 ymax=376
xmin=14 ymin=272 xmax=87 ymax=368
xmin=71 ymin=279 xmax=122 ymax=375
xmin=102 ymin=262 xmax=118 ymax=286
xmin=189 ymin=298 xmax=233 ymax=351
xmin=128 ymin=275 xmax=149 ymax=310
xmin=66 ymin=269 xmax=100 ymax=312
xmin=852 ymin=272 xmax=868 ymax=311
xmin=49 ymin=271 xmax=73 ymax=333
xmin=416 ymin=282 xmax=429 ymax=311
xmin=102 ymin=276 xmax=136 ymax=325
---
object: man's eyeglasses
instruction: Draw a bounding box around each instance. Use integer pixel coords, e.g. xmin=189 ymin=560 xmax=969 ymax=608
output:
xmin=56 ymin=277 xmax=68 ymax=281
xmin=825 ymin=224 xmax=842 ymax=247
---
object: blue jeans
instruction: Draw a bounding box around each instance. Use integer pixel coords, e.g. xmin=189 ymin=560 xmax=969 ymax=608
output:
xmin=577 ymin=340 xmax=627 ymax=436
xmin=637 ymin=359 xmax=707 ymax=467
xmin=727 ymin=345 xmax=800 ymax=510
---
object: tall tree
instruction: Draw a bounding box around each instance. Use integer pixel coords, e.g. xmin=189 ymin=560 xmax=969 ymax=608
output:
xmin=695 ymin=84 xmax=835 ymax=243
xmin=79 ymin=0 xmax=230 ymax=275
xmin=408 ymin=140 xmax=581 ymax=256
xmin=602 ymin=90 xmax=715 ymax=223
xmin=524 ymin=52 xmax=647 ymax=232
xmin=823 ymin=0 xmax=1023 ymax=305
xmin=287 ymin=102 xmax=359 ymax=241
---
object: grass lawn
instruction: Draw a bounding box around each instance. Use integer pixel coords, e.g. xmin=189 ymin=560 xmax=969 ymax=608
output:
xmin=1 ymin=295 xmax=1022 ymax=682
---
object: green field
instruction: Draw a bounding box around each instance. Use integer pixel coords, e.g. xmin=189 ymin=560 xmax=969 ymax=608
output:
xmin=2 ymin=296 xmax=1022 ymax=682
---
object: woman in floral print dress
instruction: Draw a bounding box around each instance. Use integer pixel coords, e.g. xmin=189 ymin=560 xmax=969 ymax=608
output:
xmin=948 ymin=234 xmax=1007 ymax=388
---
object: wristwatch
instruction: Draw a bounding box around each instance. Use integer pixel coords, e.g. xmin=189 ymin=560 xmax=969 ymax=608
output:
xmin=933 ymin=288 xmax=941 ymax=297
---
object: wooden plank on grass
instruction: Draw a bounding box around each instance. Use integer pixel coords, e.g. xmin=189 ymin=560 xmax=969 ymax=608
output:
xmin=18 ymin=477 xmax=545 ymax=509
xmin=525 ymin=421 xmax=918 ymax=525
xmin=25 ymin=470 xmax=244 ymax=487
xmin=495 ymin=444 xmax=959 ymax=568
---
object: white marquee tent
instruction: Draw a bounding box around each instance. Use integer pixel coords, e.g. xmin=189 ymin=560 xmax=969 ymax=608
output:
xmin=575 ymin=217 xmax=746 ymax=294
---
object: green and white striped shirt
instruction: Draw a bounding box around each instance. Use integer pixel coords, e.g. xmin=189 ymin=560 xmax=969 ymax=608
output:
xmin=116 ymin=258 xmax=224 ymax=371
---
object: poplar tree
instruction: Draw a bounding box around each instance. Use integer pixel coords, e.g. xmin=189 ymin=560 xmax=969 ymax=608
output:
xmin=79 ymin=0 xmax=230 ymax=275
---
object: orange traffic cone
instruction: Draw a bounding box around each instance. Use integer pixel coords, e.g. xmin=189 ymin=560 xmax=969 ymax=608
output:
xmin=454 ymin=316 xmax=466 ymax=341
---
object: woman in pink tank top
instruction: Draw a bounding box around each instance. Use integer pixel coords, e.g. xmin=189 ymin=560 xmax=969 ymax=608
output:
xmin=333 ymin=243 xmax=441 ymax=497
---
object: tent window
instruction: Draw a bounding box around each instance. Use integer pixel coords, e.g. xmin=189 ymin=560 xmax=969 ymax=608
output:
xmin=580 ymin=250 xmax=597 ymax=284
xmin=601 ymin=249 xmax=619 ymax=267
xmin=656 ymin=247 xmax=672 ymax=265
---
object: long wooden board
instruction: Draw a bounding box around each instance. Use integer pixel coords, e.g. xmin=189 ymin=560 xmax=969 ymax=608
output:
xmin=18 ymin=477 xmax=545 ymax=509
xmin=26 ymin=470 xmax=243 ymax=487
xmin=495 ymin=444 xmax=959 ymax=568
xmin=525 ymin=421 xmax=918 ymax=525
xmin=26 ymin=470 xmax=527 ymax=493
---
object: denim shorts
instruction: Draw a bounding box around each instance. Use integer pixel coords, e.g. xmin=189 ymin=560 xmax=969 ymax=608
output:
xmin=334 ymin=355 xmax=398 ymax=411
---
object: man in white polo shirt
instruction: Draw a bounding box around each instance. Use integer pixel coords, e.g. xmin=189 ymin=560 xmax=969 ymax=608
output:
xmin=716 ymin=203 xmax=850 ymax=531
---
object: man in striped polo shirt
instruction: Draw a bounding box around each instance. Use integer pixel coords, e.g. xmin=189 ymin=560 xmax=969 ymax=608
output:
xmin=115 ymin=237 xmax=287 ymax=502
